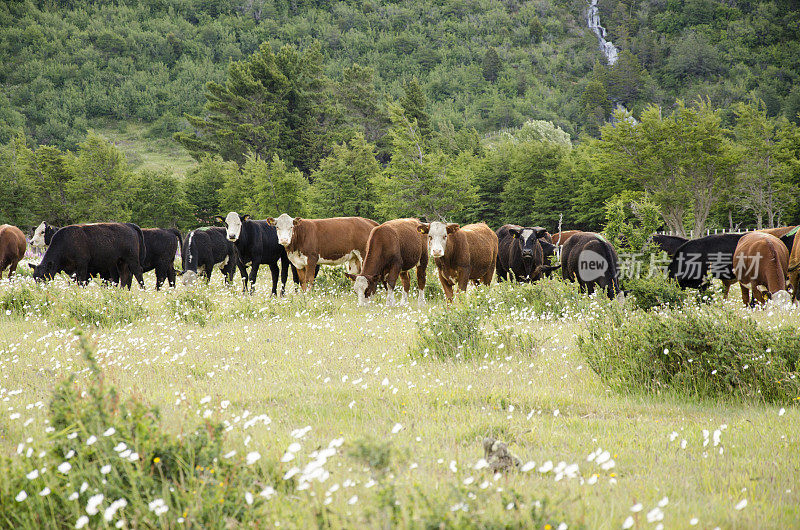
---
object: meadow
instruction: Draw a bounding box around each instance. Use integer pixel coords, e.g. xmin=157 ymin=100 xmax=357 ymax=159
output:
xmin=0 ymin=263 xmax=798 ymax=529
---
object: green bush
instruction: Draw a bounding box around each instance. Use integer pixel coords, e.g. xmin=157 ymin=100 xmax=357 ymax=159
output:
xmin=170 ymin=290 xmax=214 ymax=326
xmin=61 ymin=291 xmax=147 ymax=328
xmin=624 ymin=275 xmax=687 ymax=311
xmin=0 ymin=332 xmax=283 ymax=528
xmin=579 ymin=307 xmax=800 ymax=403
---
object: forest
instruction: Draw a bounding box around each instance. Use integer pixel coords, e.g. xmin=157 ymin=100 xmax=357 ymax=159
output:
xmin=1 ymin=0 xmax=799 ymax=234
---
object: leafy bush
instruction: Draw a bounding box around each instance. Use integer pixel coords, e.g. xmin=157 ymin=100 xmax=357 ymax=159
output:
xmin=624 ymin=275 xmax=687 ymax=310
xmin=579 ymin=307 xmax=800 ymax=403
xmin=0 ymin=332 xmax=283 ymax=527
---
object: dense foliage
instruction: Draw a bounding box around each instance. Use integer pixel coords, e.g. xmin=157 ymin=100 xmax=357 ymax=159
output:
xmin=2 ymin=0 xmax=800 ymax=150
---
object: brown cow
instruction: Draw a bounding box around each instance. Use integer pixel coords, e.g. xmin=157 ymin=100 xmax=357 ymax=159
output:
xmin=787 ymin=230 xmax=800 ymax=304
xmin=267 ymin=214 xmax=378 ymax=291
xmin=552 ymin=230 xmax=582 ymax=246
xmin=417 ymin=221 xmax=498 ymax=301
xmin=760 ymin=226 xmax=797 ymax=238
xmin=354 ymin=218 xmax=428 ymax=307
xmin=0 ymin=224 xmax=26 ymax=279
xmin=733 ymin=231 xmax=790 ymax=306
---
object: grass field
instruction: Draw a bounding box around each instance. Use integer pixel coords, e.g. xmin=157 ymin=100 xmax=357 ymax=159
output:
xmin=0 ymin=264 xmax=798 ymax=528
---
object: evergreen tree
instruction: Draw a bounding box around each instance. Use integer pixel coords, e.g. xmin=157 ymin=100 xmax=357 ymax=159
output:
xmin=0 ymin=134 xmax=37 ymax=227
xmin=310 ymin=133 xmax=380 ymax=219
xmin=579 ymin=78 xmax=612 ymax=136
xmin=183 ymin=155 xmax=239 ymax=225
xmin=129 ymin=170 xmax=192 ymax=229
xmin=252 ymin=154 xmax=309 ymax=217
xmin=482 ymin=47 xmax=502 ymax=83
xmin=399 ymin=77 xmax=431 ymax=139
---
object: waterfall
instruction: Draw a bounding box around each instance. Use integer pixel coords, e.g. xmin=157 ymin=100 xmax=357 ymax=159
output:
xmin=587 ymin=0 xmax=618 ymax=65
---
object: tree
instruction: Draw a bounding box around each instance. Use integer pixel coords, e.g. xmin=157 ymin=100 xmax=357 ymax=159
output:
xmin=184 ymin=155 xmax=239 ymax=225
xmin=579 ymin=78 xmax=612 ymax=136
xmin=310 ymin=133 xmax=380 ymax=219
xmin=731 ymin=100 xmax=793 ymax=228
xmin=0 ymin=133 xmax=37 ymax=227
xmin=252 ymin=154 xmax=309 ymax=217
xmin=595 ymin=50 xmax=647 ymax=108
xmin=20 ymin=143 xmax=72 ymax=226
xmin=129 ymin=170 xmax=192 ymax=229
xmin=66 ymin=133 xmax=133 ymax=223
xmin=175 ymin=42 xmax=336 ymax=173
xmin=482 ymin=47 xmax=502 ymax=83
xmin=399 ymin=77 xmax=431 ymax=139
xmin=374 ymin=105 xmax=476 ymax=221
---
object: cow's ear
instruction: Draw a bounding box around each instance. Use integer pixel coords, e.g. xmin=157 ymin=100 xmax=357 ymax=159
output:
xmin=214 ymin=216 xmax=225 ymax=224
xmin=417 ymin=223 xmax=430 ymax=234
xmin=241 ymin=214 xmax=251 ymax=221
xmin=446 ymin=223 xmax=460 ymax=234
xmin=266 ymin=217 xmax=275 ymax=226
xmin=29 ymin=263 xmax=37 ymax=270
xmin=293 ymin=217 xmax=302 ymax=226
xmin=344 ymin=273 xmax=357 ymax=281
xmin=535 ymin=227 xmax=548 ymax=238
xmin=509 ymin=228 xmax=521 ymax=239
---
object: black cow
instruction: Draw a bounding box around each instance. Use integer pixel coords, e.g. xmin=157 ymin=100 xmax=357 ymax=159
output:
xmin=29 ymin=223 xmax=145 ymax=289
xmin=31 ymin=221 xmax=60 ymax=248
xmin=651 ymin=234 xmax=688 ymax=258
xmin=180 ymin=227 xmax=238 ymax=285
xmin=496 ymin=225 xmax=559 ymax=282
xmin=142 ymin=228 xmax=182 ymax=290
xmin=667 ymin=233 xmax=745 ymax=296
xmin=561 ymin=232 xmax=621 ymax=298
xmin=217 ymin=212 xmax=290 ymax=295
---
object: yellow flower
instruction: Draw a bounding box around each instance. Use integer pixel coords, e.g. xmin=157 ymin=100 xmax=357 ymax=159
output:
xmin=153 ymin=457 xmax=161 ymax=464
xmin=545 ymin=525 xmax=552 ymax=530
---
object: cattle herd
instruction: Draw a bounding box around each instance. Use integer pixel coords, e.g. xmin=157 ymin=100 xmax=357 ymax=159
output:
xmin=0 ymin=215 xmax=797 ymax=307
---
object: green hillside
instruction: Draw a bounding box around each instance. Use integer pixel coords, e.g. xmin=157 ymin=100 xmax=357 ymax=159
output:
xmin=1 ymin=0 xmax=799 ymax=150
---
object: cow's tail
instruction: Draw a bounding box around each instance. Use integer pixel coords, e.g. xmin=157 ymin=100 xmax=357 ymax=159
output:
xmin=168 ymin=228 xmax=183 ymax=256
xmin=765 ymin=240 xmax=788 ymax=295
xmin=602 ymin=239 xmax=621 ymax=298
xmin=125 ymin=223 xmax=146 ymax=263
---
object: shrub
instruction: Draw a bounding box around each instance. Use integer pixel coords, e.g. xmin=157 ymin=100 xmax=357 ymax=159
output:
xmin=578 ymin=307 xmax=800 ymax=403
xmin=624 ymin=275 xmax=687 ymax=311
xmin=60 ymin=291 xmax=147 ymax=327
xmin=0 ymin=284 xmax=46 ymax=317
xmin=170 ymin=290 xmax=214 ymax=325
xmin=0 ymin=332 xmax=283 ymax=527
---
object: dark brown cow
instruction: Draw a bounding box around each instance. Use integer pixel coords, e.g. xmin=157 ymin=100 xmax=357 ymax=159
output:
xmin=733 ymin=232 xmax=790 ymax=306
xmin=417 ymin=221 xmax=498 ymax=301
xmin=0 ymin=225 xmax=26 ymax=279
xmin=552 ymin=230 xmax=582 ymax=246
xmin=354 ymin=218 xmax=428 ymax=306
xmin=268 ymin=214 xmax=378 ymax=291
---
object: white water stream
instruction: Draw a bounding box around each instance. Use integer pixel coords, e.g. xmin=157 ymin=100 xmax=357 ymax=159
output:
xmin=587 ymin=0 xmax=618 ymax=65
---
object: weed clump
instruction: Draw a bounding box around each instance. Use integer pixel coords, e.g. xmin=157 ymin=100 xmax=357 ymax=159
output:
xmin=170 ymin=290 xmax=214 ymax=325
xmin=624 ymin=275 xmax=687 ymax=311
xmin=579 ymin=307 xmax=800 ymax=403
xmin=0 ymin=332 xmax=282 ymax=527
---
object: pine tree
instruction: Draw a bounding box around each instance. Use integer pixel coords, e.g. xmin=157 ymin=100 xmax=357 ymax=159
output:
xmin=482 ymin=47 xmax=502 ymax=83
xmin=399 ymin=77 xmax=431 ymax=139
xmin=183 ymin=156 xmax=239 ymax=225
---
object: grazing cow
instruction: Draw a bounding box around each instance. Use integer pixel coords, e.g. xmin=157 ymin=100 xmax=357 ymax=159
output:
xmin=651 ymin=234 xmax=688 ymax=258
xmin=31 ymin=221 xmax=60 ymax=248
xmin=215 ymin=212 xmax=291 ymax=295
xmin=267 ymin=214 xmax=379 ymax=292
xmin=667 ymin=233 xmax=744 ymax=296
xmin=29 ymin=223 xmax=145 ymax=288
xmin=561 ymin=232 xmax=621 ymax=298
xmin=496 ymin=224 xmax=559 ymax=282
xmin=733 ymin=232 xmax=790 ymax=306
xmin=552 ymin=230 xmax=582 ymax=246
xmin=353 ymin=218 xmax=428 ymax=307
xmin=417 ymin=221 xmax=498 ymax=301
xmin=181 ymin=227 xmax=238 ymax=285
xmin=141 ymin=228 xmax=182 ymax=290
xmin=0 ymin=225 xmax=26 ymax=279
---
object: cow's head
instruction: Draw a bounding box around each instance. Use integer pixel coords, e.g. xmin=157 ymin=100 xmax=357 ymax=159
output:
xmin=28 ymin=261 xmax=56 ymax=282
xmin=31 ymin=222 xmax=49 ymax=248
xmin=267 ymin=213 xmax=298 ymax=247
xmin=216 ymin=212 xmax=249 ymax=242
xmin=418 ymin=222 xmax=459 ymax=258
xmin=181 ymin=270 xmax=197 ymax=286
xmin=508 ymin=227 xmax=547 ymax=260
xmin=353 ymin=274 xmax=379 ymax=306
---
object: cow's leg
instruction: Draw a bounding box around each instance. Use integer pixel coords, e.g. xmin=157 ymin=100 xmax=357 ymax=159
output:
xmin=416 ymin=263 xmax=427 ymax=306
xmin=76 ymin=264 xmax=90 ymax=287
xmin=9 ymin=259 xmax=20 ymax=278
xmin=585 ymin=282 xmax=595 ymax=296
xmin=398 ymin=270 xmax=411 ymax=306
xmin=154 ymin=264 xmax=166 ymax=291
xmin=439 ymin=270 xmax=455 ymax=302
xmin=295 ymin=266 xmax=308 ymax=292
xmin=269 ymin=261 xmax=279 ymax=296
xmin=166 ymin=263 xmax=176 ymax=289
xmin=457 ymin=269 xmax=470 ymax=294
xmin=279 ymin=257 xmax=289 ymax=296
xmin=481 ymin=268 xmax=494 ymax=286
xmin=752 ymin=285 xmax=766 ymax=306
xmin=741 ymin=284 xmax=751 ymax=306
xmin=247 ymin=262 xmax=261 ymax=294
xmin=304 ymin=256 xmax=319 ymax=291
xmin=722 ymin=279 xmax=736 ymax=299
xmin=125 ymin=257 xmax=145 ymax=289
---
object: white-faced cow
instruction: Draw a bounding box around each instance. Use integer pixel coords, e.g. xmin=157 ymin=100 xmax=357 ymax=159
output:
xmin=417 ymin=221 xmax=498 ymax=302
xmin=0 ymin=224 xmax=26 ymax=279
xmin=181 ymin=227 xmax=238 ymax=286
xmin=496 ymin=224 xmax=559 ymax=282
xmin=561 ymin=232 xmax=621 ymax=298
xmin=216 ymin=212 xmax=292 ymax=295
xmin=267 ymin=214 xmax=379 ymax=292
xmin=29 ymin=223 xmax=145 ymax=289
xmin=31 ymin=221 xmax=60 ymax=249
xmin=353 ymin=218 xmax=428 ymax=307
